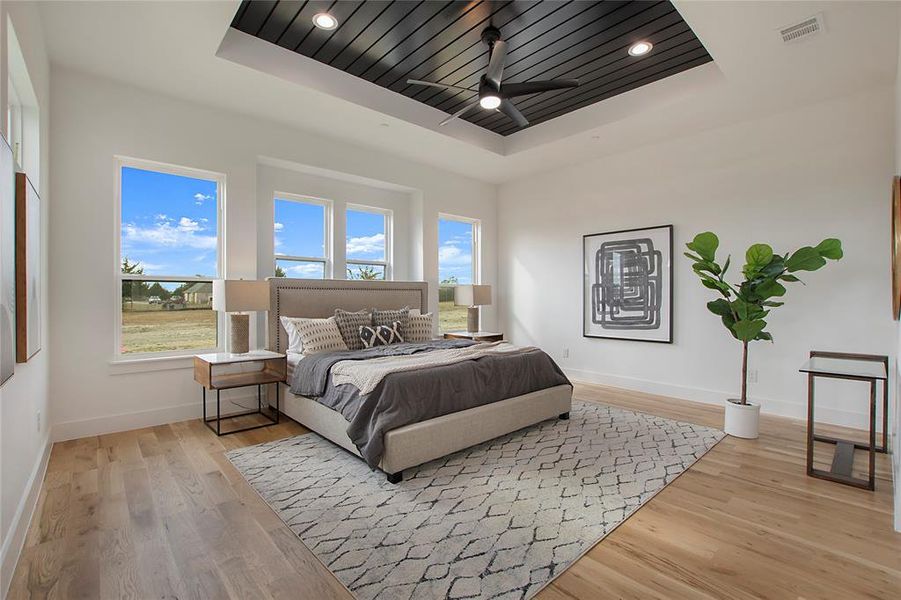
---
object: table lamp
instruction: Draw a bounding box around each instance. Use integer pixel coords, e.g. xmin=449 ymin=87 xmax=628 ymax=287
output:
xmin=212 ymin=279 xmax=269 ymax=354
xmin=454 ymin=284 xmax=492 ymax=333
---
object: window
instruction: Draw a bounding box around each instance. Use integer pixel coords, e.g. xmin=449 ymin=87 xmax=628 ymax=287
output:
xmin=273 ymin=194 xmax=331 ymax=278
xmin=346 ymin=205 xmax=391 ymax=280
xmin=117 ymin=158 xmax=223 ymax=356
xmin=438 ymin=215 xmax=479 ymax=332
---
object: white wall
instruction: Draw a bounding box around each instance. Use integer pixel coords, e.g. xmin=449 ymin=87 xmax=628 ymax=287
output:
xmin=0 ymin=2 xmax=49 ymax=596
xmin=48 ymin=67 xmax=497 ymax=441
xmin=499 ymin=86 xmax=896 ymax=430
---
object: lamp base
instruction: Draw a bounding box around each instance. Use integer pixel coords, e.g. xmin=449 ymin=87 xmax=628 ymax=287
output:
xmin=466 ymin=307 xmax=480 ymax=333
xmin=228 ymin=313 xmax=250 ymax=354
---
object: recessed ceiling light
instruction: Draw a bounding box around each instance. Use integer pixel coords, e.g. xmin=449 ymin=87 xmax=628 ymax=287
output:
xmin=628 ymin=41 xmax=653 ymax=57
xmin=312 ymin=12 xmax=338 ymax=30
xmin=479 ymin=95 xmax=501 ymax=110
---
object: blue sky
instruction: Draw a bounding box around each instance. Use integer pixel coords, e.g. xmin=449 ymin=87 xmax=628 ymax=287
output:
xmin=120 ymin=166 xmax=218 ymax=278
xmin=438 ymin=218 xmax=474 ymax=284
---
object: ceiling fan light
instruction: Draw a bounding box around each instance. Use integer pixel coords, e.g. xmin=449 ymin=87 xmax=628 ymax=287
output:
xmin=479 ymin=95 xmax=501 ymax=110
xmin=628 ymin=41 xmax=653 ymax=56
xmin=312 ymin=13 xmax=338 ymax=30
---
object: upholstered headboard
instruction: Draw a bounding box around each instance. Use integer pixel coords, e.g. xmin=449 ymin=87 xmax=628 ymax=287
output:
xmin=268 ymin=278 xmax=429 ymax=353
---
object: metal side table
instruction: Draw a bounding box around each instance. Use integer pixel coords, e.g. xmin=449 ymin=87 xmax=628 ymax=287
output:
xmin=799 ymin=351 xmax=888 ymax=491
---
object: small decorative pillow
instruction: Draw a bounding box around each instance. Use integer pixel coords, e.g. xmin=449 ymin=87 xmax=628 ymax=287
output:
xmin=280 ymin=316 xmax=306 ymax=354
xmin=334 ymin=308 xmax=372 ymax=351
xmin=406 ymin=312 xmax=434 ymax=342
xmin=293 ymin=316 xmax=348 ymax=355
xmin=359 ymin=321 xmax=404 ymax=348
xmin=372 ymin=307 xmax=410 ymax=339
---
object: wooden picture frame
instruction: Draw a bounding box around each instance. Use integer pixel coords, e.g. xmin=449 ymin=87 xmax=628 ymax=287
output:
xmin=15 ymin=172 xmax=40 ymax=362
xmin=582 ymin=224 xmax=673 ymax=343
xmin=893 ymin=176 xmax=901 ymax=320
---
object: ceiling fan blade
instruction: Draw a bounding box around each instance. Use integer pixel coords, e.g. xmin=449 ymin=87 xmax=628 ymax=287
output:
xmin=485 ymin=39 xmax=507 ymax=88
xmin=407 ymin=79 xmax=477 ymax=93
xmin=439 ymin=100 xmax=479 ymax=126
xmin=500 ymin=79 xmax=580 ymax=98
xmin=498 ymin=99 xmax=529 ymax=128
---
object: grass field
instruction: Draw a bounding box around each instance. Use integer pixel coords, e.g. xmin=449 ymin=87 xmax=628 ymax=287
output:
xmin=121 ymin=301 xmax=216 ymax=354
xmin=438 ymin=301 xmax=468 ymax=333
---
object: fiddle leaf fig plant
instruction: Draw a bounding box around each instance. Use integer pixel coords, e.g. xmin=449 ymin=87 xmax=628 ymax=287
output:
xmin=685 ymin=233 xmax=842 ymax=405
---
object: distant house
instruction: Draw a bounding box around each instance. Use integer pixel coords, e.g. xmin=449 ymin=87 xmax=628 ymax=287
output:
xmin=183 ymin=282 xmax=213 ymax=305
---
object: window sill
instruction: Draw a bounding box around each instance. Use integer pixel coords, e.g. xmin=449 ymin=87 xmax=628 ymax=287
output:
xmin=108 ymin=353 xmax=206 ymax=375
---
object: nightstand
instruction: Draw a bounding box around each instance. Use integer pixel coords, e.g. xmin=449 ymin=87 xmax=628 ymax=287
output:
xmin=193 ymin=350 xmax=287 ymax=436
xmin=443 ymin=331 xmax=504 ymax=343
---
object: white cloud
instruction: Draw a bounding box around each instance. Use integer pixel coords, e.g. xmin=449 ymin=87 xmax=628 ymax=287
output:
xmin=194 ymin=192 xmax=213 ymax=205
xmin=177 ymin=217 xmax=201 ymax=233
xmin=438 ymin=243 xmax=471 ymax=265
xmin=274 ymin=222 xmax=284 ymax=232
xmin=123 ymin=219 xmax=216 ymax=250
xmin=346 ymin=233 xmax=385 ymax=256
xmin=285 ymin=263 xmax=322 ymax=276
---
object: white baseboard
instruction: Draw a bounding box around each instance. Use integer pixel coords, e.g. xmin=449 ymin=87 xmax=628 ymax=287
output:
xmin=53 ymin=391 xmax=266 ymax=442
xmin=565 ymin=367 xmax=875 ymax=431
xmin=1 ymin=434 xmax=52 ymax=599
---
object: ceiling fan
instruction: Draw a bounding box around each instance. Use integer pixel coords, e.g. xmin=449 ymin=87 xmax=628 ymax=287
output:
xmin=407 ymin=26 xmax=580 ymax=129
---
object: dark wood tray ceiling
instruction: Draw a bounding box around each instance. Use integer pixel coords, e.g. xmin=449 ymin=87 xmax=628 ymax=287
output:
xmin=231 ymin=1 xmax=713 ymax=136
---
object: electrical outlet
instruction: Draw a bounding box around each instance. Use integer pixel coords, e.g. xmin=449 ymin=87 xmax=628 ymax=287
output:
xmin=36 ymin=410 xmax=41 ymax=432
xmin=562 ymin=348 xmax=570 ymax=359
xmin=748 ymin=369 xmax=759 ymax=384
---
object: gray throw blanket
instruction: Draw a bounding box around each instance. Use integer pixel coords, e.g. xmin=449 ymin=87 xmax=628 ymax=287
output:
xmin=289 ymin=340 xmax=571 ymax=467
xmin=290 ymin=340 xmax=475 ymax=397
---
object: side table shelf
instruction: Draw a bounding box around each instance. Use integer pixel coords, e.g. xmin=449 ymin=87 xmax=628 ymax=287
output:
xmin=194 ymin=351 xmax=287 ymax=436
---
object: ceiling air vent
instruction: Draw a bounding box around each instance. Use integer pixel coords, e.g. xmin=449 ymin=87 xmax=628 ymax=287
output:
xmin=779 ymin=14 xmax=824 ymax=43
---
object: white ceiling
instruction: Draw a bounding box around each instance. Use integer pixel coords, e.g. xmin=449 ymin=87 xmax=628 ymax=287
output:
xmin=38 ymin=1 xmax=900 ymax=184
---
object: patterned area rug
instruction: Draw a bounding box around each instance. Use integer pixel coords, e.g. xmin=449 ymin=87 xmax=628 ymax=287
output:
xmin=226 ymin=400 xmax=723 ymax=600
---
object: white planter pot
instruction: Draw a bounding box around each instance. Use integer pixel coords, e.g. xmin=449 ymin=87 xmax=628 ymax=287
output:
xmin=724 ymin=399 xmax=760 ymax=439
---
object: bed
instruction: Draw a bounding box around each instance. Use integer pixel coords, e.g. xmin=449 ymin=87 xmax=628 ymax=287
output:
xmin=268 ymin=278 xmax=573 ymax=482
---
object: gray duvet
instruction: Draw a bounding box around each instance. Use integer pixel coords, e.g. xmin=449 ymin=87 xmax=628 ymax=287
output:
xmin=289 ymin=340 xmax=571 ymax=467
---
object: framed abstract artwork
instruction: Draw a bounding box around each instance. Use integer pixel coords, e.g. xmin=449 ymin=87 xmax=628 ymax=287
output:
xmin=892 ymin=176 xmax=900 ymax=319
xmin=0 ymin=135 xmax=14 ymax=384
xmin=583 ymin=224 xmax=673 ymax=343
xmin=16 ymin=173 xmax=40 ymax=362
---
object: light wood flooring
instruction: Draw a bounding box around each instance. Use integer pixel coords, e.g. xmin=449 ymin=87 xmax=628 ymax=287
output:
xmin=8 ymin=383 xmax=900 ymax=599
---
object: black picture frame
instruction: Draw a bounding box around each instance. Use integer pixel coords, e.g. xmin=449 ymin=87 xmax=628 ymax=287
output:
xmin=582 ymin=224 xmax=673 ymax=343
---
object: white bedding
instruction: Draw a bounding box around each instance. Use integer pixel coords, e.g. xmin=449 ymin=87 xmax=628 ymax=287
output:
xmin=286 ymin=352 xmax=303 ymax=382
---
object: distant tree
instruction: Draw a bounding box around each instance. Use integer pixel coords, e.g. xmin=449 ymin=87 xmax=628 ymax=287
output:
xmin=347 ymin=265 xmax=380 ymax=280
xmin=121 ymin=257 xmax=148 ymax=306
xmin=146 ymin=282 xmax=172 ymax=300
xmin=275 ymin=265 xmax=286 ymax=278
xmin=440 ymin=275 xmax=458 ymax=285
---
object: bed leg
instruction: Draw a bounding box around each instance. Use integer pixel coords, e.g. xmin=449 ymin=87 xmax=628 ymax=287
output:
xmin=559 ymin=412 xmax=570 ymax=420
xmin=386 ymin=471 xmax=403 ymax=484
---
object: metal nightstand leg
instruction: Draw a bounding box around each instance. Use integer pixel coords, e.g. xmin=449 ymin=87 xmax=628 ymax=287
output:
xmin=203 ymin=382 xmax=281 ymax=436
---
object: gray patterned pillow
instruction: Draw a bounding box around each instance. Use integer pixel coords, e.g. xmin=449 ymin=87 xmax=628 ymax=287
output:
xmin=334 ymin=309 xmax=372 ymax=351
xmin=294 ymin=316 xmax=348 ymax=355
xmin=406 ymin=312 xmax=434 ymax=342
xmin=372 ymin=307 xmax=410 ymax=339
xmin=359 ymin=321 xmax=404 ymax=348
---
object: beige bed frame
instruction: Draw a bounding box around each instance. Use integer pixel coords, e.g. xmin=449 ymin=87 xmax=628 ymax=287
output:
xmin=267 ymin=278 xmax=573 ymax=482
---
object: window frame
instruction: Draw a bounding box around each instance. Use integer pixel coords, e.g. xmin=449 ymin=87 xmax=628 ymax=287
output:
xmin=438 ymin=213 xmax=481 ymax=285
xmin=437 ymin=213 xmax=481 ymax=333
xmin=345 ymin=203 xmax=393 ymax=281
xmin=273 ymin=191 xmax=333 ymax=279
xmin=113 ymin=155 xmax=226 ymax=360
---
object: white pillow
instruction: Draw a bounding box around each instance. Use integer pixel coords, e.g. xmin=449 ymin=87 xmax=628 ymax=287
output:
xmin=406 ymin=312 xmax=435 ymax=342
xmin=293 ymin=316 xmax=348 ymax=355
xmin=280 ymin=316 xmax=306 ymax=354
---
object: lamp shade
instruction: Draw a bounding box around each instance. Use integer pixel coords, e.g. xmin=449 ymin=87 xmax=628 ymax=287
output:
xmin=454 ymin=284 xmax=492 ymax=307
xmin=212 ymin=279 xmax=269 ymax=312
